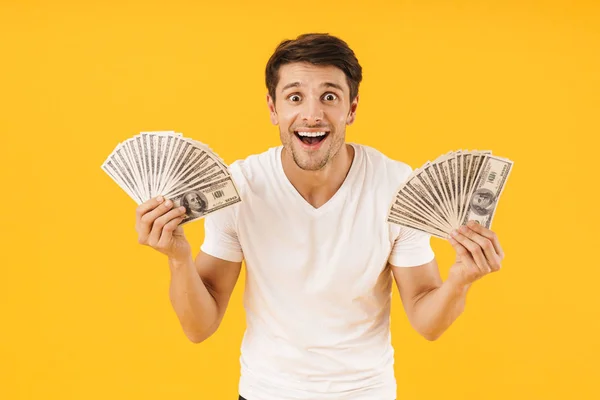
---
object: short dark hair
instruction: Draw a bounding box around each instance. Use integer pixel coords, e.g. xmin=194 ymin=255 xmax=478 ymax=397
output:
xmin=265 ymin=33 xmax=363 ymax=103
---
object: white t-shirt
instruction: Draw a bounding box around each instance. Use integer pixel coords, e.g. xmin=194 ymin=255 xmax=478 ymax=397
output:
xmin=201 ymin=143 xmax=435 ymax=400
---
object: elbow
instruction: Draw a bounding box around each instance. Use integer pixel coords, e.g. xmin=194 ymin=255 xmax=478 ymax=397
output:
xmin=185 ymin=332 xmax=207 ymax=344
xmin=414 ymin=323 xmax=445 ymax=341
xmin=184 ymin=330 xmax=211 ymax=344
xmin=183 ymin=322 xmax=219 ymax=344
xmin=421 ymin=331 xmax=442 ymax=341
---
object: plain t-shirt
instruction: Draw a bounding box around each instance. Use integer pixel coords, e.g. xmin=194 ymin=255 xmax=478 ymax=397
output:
xmin=201 ymin=143 xmax=435 ymax=400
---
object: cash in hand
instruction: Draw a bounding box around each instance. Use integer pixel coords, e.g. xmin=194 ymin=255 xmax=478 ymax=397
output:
xmin=387 ymin=150 xmax=513 ymax=239
xmin=101 ymin=131 xmax=241 ymax=225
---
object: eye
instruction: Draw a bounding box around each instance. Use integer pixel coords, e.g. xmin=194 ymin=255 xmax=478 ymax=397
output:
xmin=323 ymin=93 xmax=337 ymax=101
xmin=288 ymin=94 xmax=302 ymax=102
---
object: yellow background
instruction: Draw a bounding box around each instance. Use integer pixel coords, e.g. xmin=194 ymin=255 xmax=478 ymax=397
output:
xmin=1 ymin=0 xmax=598 ymax=399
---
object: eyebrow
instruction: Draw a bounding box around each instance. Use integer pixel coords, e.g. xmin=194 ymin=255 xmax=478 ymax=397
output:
xmin=280 ymin=81 xmax=345 ymax=93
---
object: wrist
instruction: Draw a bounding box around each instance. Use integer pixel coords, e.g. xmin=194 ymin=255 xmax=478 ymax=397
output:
xmin=168 ymin=254 xmax=194 ymax=270
xmin=445 ymin=273 xmax=471 ymax=296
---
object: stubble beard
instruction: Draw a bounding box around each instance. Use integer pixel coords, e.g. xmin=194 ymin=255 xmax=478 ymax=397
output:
xmin=283 ymin=127 xmax=345 ymax=172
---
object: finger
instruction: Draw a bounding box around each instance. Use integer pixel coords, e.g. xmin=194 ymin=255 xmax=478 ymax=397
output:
xmin=138 ymin=199 xmax=175 ymax=240
xmin=459 ymin=225 xmax=502 ymax=271
xmin=136 ymin=196 xmax=165 ymax=221
xmin=157 ymin=215 xmax=186 ymax=250
xmin=147 ymin=206 xmax=187 ymax=247
xmin=448 ymin=237 xmax=478 ymax=270
xmin=451 ymin=230 xmax=491 ymax=274
xmin=136 ymin=196 xmax=165 ymax=239
xmin=448 ymin=236 xmax=485 ymax=284
xmin=466 ymin=221 xmax=505 ymax=259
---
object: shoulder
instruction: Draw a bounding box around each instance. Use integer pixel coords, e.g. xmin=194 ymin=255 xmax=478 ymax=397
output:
xmin=203 ymin=148 xmax=280 ymax=229
xmin=229 ymin=147 xmax=281 ymax=183
xmin=227 ymin=146 xmax=281 ymax=192
xmin=354 ymin=143 xmax=413 ymax=190
xmin=352 ymin=144 xmax=418 ymax=239
xmin=354 ymin=145 xmax=435 ymax=245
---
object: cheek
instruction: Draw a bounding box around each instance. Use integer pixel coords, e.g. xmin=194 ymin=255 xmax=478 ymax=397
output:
xmin=278 ymin=107 xmax=297 ymax=121
xmin=332 ymin=110 xmax=350 ymax=128
xmin=278 ymin=112 xmax=298 ymax=132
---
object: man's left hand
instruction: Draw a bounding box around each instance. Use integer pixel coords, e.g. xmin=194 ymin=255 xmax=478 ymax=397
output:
xmin=447 ymin=220 xmax=505 ymax=288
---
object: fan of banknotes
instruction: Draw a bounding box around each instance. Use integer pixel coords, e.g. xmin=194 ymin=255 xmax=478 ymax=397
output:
xmin=387 ymin=150 xmax=513 ymax=240
xmin=101 ymin=131 xmax=241 ymax=225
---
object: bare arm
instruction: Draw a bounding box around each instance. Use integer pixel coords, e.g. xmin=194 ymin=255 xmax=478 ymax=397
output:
xmin=168 ymin=251 xmax=242 ymax=343
xmin=391 ymin=259 xmax=469 ymax=341
xmin=392 ymin=222 xmax=505 ymax=341
xmin=135 ymin=196 xmax=242 ymax=344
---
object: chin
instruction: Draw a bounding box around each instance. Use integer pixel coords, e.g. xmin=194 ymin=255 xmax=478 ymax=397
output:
xmin=293 ymin=153 xmax=329 ymax=171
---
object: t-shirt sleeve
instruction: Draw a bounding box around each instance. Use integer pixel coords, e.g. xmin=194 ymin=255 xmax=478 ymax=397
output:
xmin=388 ymin=226 xmax=436 ymax=267
xmin=200 ymin=204 xmax=244 ymax=263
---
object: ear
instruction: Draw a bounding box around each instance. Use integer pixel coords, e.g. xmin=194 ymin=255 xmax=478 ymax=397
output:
xmin=267 ymin=94 xmax=278 ymax=125
xmin=346 ymin=95 xmax=359 ymax=125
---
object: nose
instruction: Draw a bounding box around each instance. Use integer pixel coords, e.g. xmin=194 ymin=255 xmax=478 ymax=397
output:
xmin=300 ymin=97 xmax=324 ymax=124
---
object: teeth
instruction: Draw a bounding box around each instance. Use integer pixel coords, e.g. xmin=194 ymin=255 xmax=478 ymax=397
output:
xmin=297 ymin=131 xmax=327 ymax=137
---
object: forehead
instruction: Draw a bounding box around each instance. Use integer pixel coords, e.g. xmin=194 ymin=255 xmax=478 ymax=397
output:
xmin=277 ymin=62 xmax=348 ymax=92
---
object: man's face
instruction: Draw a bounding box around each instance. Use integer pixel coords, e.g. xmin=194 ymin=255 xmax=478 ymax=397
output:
xmin=187 ymin=193 xmax=203 ymax=211
xmin=267 ymin=62 xmax=358 ymax=171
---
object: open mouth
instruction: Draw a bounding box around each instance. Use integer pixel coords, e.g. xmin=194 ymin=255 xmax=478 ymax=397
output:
xmin=294 ymin=130 xmax=329 ymax=146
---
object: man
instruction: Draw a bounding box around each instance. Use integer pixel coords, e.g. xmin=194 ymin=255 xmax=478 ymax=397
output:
xmin=135 ymin=33 xmax=505 ymax=400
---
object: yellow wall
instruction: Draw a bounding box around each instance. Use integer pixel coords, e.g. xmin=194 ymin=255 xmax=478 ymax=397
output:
xmin=1 ymin=0 xmax=598 ymax=399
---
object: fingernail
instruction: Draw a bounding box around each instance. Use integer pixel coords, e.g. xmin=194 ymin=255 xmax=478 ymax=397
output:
xmin=157 ymin=196 xmax=164 ymax=203
xmin=451 ymin=230 xmax=458 ymax=237
xmin=460 ymin=225 xmax=468 ymax=233
xmin=179 ymin=206 xmax=186 ymax=212
xmin=165 ymin=200 xmax=172 ymax=207
xmin=468 ymin=220 xmax=477 ymax=227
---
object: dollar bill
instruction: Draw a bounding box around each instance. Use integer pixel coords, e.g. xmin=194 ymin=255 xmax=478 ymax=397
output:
xmin=387 ymin=213 xmax=448 ymax=240
xmin=394 ymin=191 xmax=453 ymax=232
xmin=388 ymin=150 xmax=513 ymax=239
xmin=102 ymin=131 xmax=242 ymax=224
xmin=175 ymin=176 xmax=241 ymax=225
xmin=460 ymin=155 xmax=513 ymax=229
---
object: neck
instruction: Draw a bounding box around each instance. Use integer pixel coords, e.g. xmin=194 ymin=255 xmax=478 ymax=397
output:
xmin=281 ymin=144 xmax=355 ymax=208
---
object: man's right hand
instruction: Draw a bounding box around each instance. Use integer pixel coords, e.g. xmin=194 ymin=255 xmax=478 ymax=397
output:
xmin=136 ymin=196 xmax=191 ymax=261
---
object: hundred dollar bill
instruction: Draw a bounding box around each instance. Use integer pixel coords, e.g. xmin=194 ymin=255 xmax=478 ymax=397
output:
xmin=430 ymin=157 xmax=456 ymax=227
xmin=164 ymin=163 xmax=227 ymax=199
xmin=460 ymin=151 xmax=491 ymax=224
xmin=102 ymin=158 xmax=143 ymax=205
xmin=187 ymin=138 xmax=229 ymax=171
xmin=389 ymin=205 xmax=446 ymax=234
xmin=173 ymin=175 xmax=242 ymax=225
xmin=387 ymin=213 xmax=448 ymax=239
xmin=405 ymin=169 xmax=453 ymax=226
xmin=161 ymin=146 xmax=227 ymax=197
xmin=159 ymin=140 xmax=200 ymax=195
xmin=122 ymin=138 xmax=148 ymax=201
xmin=461 ymin=155 xmax=513 ymax=228
xmin=392 ymin=194 xmax=453 ymax=233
